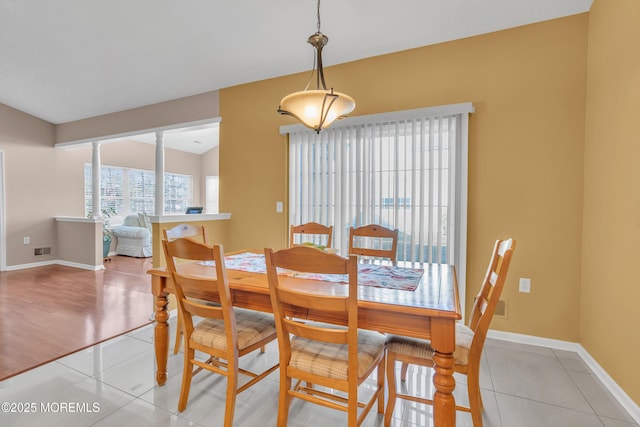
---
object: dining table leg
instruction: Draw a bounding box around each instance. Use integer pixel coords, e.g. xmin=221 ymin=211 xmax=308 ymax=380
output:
xmin=430 ymin=317 xmax=457 ymax=427
xmin=152 ymin=276 xmax=170 ymax=386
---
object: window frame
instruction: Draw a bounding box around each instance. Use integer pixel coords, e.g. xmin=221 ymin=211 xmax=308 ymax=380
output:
xmin=281 ymin=103 xmax=472 ymax=317
xmin=84 ymin=163 xmax=193 ymax=222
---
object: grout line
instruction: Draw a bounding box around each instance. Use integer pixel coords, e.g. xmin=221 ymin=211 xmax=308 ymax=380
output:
xmin=550 ymin=347 xmax=607 ymax=427
xmin=487 ymin=329 xmax=640 ymax=425
xmin=482 ymin=347 xmax=505 ymax=426
xmin=492 ymin=389 xmax=607 ymax=420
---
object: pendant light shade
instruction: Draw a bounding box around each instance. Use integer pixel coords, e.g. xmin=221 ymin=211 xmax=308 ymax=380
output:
xmin=279 ymin=89 xmax=355 ymax=132
xmin=278 ymin=1 xmax=355 ymax=133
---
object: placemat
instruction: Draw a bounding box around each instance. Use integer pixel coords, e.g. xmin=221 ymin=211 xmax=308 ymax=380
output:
xmin=201 ymin=252 xmax=422 ymax=291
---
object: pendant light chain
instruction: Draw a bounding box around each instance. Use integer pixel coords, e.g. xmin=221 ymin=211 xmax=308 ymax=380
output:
xmin=316 ymin=0 xmax=321 ymax=33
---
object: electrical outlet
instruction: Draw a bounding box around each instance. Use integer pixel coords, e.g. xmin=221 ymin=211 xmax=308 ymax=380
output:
xmin=24 ymin=237 xmax=30 ymax=245
xmin=276 ymin=201 xmax=284 ymax=213
xmin=519 ymin=278 xmax=531 ymax=293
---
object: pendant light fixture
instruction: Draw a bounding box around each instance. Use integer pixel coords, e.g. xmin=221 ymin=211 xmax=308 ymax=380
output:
xmin=277 ymin=0 xmax=355 ymax=133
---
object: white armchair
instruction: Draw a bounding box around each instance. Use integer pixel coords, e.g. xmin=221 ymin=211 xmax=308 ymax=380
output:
xmin=113 ymin=213 xmax=152 ymax=257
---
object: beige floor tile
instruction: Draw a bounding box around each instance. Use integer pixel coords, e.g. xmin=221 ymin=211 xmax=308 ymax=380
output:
xmin=2 ymin=324 xmax=638 ymax=427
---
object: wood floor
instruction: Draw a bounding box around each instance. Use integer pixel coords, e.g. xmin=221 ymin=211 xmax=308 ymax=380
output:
xmin=0 ymin=255 xmax=154 ymax=381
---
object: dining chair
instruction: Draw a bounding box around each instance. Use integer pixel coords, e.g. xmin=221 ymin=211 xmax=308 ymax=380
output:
xmin=348 ymin=224 xmax=399 ymax=265
xmin=289 ymin=222 xmax=333 ymax=248
xmin=163 ymin=237 xmax=279 ymax=427
xmin=264 ymin=245 xmax=386 ymax=427
xmin=163 ymin=224 xmax=209 ymax=354
xmin=384 ymin=238 xmax=515 ymax=427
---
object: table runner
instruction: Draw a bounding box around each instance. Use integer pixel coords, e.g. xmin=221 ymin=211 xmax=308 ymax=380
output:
xmin=201 ymin=252 xmax=422 ymax=291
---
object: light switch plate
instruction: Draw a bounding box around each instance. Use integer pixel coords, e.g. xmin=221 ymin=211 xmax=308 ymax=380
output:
xmin=519 ymin=278 xmax=531 ymax=293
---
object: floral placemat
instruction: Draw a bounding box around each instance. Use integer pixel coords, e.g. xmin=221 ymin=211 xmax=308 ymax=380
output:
xmin=200 ymin=252 xmax=422 ymax=291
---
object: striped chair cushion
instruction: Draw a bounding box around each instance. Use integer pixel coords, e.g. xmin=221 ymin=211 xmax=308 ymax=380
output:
xmin=190 ymin=308 xmax=276 ymax=351
xmin=386 ymin=323 xmax=474 ymax=366
xmin=289 ymin=329 xmax=386 ymax=381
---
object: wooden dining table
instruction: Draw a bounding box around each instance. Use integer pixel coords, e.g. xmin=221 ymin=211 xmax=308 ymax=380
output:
xmin=148 ymin=250 xmax=462 ymax=427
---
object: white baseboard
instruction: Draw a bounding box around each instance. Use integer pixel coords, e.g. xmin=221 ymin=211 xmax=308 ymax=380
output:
xmin=4 ymin=259 xmax=104 ymax=271
xmin=487 ymin=329 xmax=640 ymax=424
xmin=3 ymin=259 xmax=58 ymax=271
xmin=487 ymin=329 xmax=582 ymax=352
xmin=57 ymin=260 xmax=105 ymax=271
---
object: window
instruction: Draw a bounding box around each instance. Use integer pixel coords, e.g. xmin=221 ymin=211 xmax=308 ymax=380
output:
xmin=284 ymin=103 xmax=472 ymax=306
xmin=84 ymin=164 xmax=193 ymax=221
xmin=205 ymin=176 xmax=219 ymax=214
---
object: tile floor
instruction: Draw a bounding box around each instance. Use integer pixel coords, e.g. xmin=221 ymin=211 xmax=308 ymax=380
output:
xmin=0 ymin=318 xmax=637 ymax=427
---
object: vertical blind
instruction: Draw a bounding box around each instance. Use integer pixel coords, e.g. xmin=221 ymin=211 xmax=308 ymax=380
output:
xmin=284 ymin=103 xmax=472 ymax=304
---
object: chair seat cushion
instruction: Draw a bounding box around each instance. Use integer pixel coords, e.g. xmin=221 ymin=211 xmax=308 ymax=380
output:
xmin=289 ymin=329 xmax=385 ymax=381
xmin=191 ymin=308 xmax=276 ymax=351
xmin=386 ymin=323 xmax=474 ymax=366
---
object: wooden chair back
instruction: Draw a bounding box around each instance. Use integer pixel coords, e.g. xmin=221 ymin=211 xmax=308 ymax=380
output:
xmin=163 ymin=224 xmax=209 ymax=244
xmin=266 ymin=245 xmax=357 ymax=357
xmin=384 ymin=238 xmax=515 ymax=427
xmin=467 ymin=238 xmax=515 ymax=358
xmin=163 ymin=238 xmax=279 ymax=423
xmin=348 ymin=224 xmax=399 ymax=265
xmin=265 ymin=246 xmax=361 ymax=388
xmin=162 ymin=238 xmax=233 ymax=344
xmin=266 ymin=245 xmax=385 ymax=426
xmin=289 ymin=222 xmax=333 ymax=248
xmin=163 ymin=225 xmax=211 ymax=354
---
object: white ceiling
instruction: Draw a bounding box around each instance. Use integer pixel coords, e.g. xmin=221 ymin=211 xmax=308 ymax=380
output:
xmin=101 ymin=121 xmax=220 ymax=155
xmin=1 ymin=0 xmax=592 ymax=148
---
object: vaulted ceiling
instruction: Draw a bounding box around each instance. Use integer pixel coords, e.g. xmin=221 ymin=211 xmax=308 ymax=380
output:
xmin=0 ymin=0 xmax=592 ymax=126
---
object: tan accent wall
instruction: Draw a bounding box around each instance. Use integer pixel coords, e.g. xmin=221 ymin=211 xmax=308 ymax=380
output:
xmin=221 ymin=15 xmax=588 ymax=343
xmin=582 ymin=0 xmax=640 ymax=404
